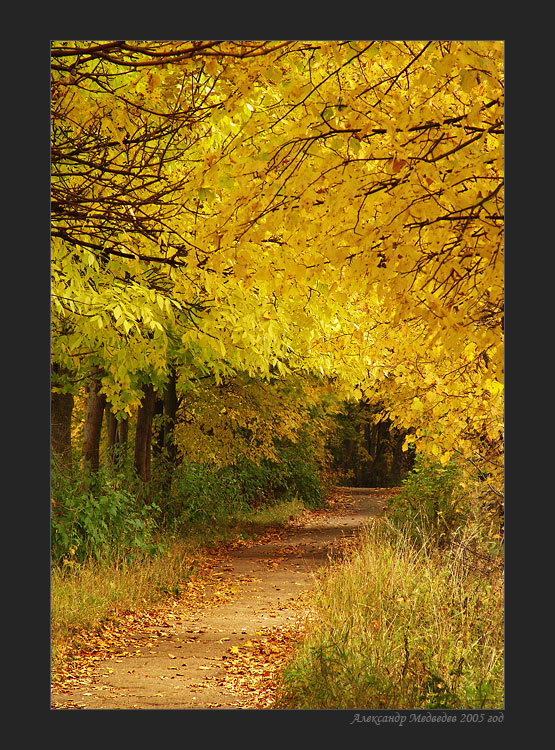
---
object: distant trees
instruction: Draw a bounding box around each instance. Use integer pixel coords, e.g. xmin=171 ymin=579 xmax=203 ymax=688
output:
xmin=328 ymin=401 xmax=415 ymax=487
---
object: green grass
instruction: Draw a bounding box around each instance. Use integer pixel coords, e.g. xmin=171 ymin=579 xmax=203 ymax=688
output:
xmin=275 ymin=519 xmax=504 ymax=710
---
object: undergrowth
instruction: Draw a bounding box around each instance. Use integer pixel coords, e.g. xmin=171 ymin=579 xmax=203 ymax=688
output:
xmin=275 ymin=458 xmax=504 ymax=710
xmin=50 ymin=440 xmax=323 ymax=675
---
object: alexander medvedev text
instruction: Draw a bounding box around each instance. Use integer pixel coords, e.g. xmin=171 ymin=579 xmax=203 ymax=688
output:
xmin=350 ymin=711 xmax=504 ymax=725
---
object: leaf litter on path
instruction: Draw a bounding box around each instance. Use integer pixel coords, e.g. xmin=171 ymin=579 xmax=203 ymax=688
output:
xmin=51 ymin=487 xmax=393 ymax=709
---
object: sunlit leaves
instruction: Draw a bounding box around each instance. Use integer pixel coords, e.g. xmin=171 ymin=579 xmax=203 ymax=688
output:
xmin=51 ymin=40 xmax=503 ymax=486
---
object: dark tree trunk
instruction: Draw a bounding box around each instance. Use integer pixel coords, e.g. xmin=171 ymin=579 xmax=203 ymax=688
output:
xmin=106 ymin=405 xmax=118 ymax=464
xmin=373 ymin=420 xmax=386 ymax=486
xmin=390 ymin=429 xmax=406 ymax=485
xmin=114 ymin=414 xmax=129 ymax=468
xmin=158 ymin=369 xmax=180 ymax=497
xmin=152 ymin=396 xmax=165 ymax=458
xmin=134 ymin=383 xmax=156 ymax=487
xmin=362 ymin=421 xmax=372 ymax=486
xmin=82 ymin=369 xmax=106 ymax=473
xmin=51 ymin=365 xmax=74 ymax=472
xmin=163 ymin=369 xmax=179 ymax=466
xmin=118 ymin=415 xmax=129 ymax=445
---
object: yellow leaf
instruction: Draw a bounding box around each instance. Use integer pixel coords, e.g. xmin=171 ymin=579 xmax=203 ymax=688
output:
xmin=460 ymin=69 xmax=479 ymax=93
xmin=411 ymin=397 xmax=424 ymax=412
xmin=402 ymin=436 xmax=414 ymax=452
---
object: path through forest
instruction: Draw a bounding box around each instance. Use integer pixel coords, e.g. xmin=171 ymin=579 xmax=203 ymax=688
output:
xmin=51 ymin=487 xmax=397 ymax=710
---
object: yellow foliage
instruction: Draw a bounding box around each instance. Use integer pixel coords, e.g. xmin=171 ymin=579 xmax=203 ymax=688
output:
xmin=51 ymin=41 xmax=504 ymax=488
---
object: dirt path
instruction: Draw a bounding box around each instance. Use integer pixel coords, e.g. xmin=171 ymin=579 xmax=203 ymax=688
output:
xmin=51 ymin=487 xmax=396 ymax=710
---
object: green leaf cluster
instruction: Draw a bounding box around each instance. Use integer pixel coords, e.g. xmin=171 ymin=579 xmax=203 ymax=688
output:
xmin=387 ymin=454 xmax=469 ymax=547
xmin=51 ymin=463 xmax=163 ymax=564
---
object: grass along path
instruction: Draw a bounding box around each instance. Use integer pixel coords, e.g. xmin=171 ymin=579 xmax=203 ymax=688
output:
xmin=51 ymin=487 xmax=391 ymax=709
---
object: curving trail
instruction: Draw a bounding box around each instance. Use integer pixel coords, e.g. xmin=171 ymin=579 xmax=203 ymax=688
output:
xmin=51 ymin=487 xmax=397 ymax=710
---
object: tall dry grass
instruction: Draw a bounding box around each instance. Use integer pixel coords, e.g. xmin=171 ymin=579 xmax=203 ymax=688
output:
xmin=276 ymin=519 xmax=504 ymax=709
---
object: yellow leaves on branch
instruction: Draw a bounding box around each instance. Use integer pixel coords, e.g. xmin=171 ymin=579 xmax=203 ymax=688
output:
xmin=174 ymin=374 xmax=317 ymax=465
xmin=51 ymin=40 xmax=504 ymax=470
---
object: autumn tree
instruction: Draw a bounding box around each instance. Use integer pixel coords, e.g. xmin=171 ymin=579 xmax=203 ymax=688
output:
xmin=189 ymin=39 xmax=504 ymax=487
xmin=51 ymin=41 xmax=504 ymax=496
xmin=50 ymin=41 xmax=306 ymax=435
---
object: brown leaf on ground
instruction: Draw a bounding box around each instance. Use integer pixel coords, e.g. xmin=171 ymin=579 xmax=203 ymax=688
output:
xmin=51 ymin=487 xmax=394 ymax=709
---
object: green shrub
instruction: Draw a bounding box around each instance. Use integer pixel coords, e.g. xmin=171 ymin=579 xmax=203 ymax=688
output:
xmin=387 ymin=454 xmax=469 ymax=548
xmin=275 ymin=442 xmax=324 ymax=508
xmin=51 ymin=463 xmax=163 ymax=564
xmin=167 ymin=462 xmax=246 ymax=526
xmin=166 ymin=436 xmax=325 ymax=528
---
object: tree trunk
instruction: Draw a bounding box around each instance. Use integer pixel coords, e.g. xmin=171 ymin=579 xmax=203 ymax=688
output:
xmin=118 ymin=415 xmax=129 ymax=445
xmin=152 ymin=396 xmax=165 ymax=458
xmin=373 ymin=420 xmax=386 ymax=486
xmin=158 ymin=370 xmax=180 ymax=496
xmin=51 ymin=365 xmax=74 ymax=472
xmin=82 ymin=369 xmax=106 ymax=474
xmin=114 ymin=414 xmax=129 ymax=468
xmin=163 ymin=369 xmax=179 ymax=466
xmin=390 ymin=429 xmax=406 ymax=485
xmin=106 ymin=405 xmax=118 ymax=464
xmin=134 ymin=383 xmax=156 ymax=487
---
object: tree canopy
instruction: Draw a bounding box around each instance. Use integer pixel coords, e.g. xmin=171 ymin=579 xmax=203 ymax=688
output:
xmin=51 ymin=40 xmax=504 ymax=490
